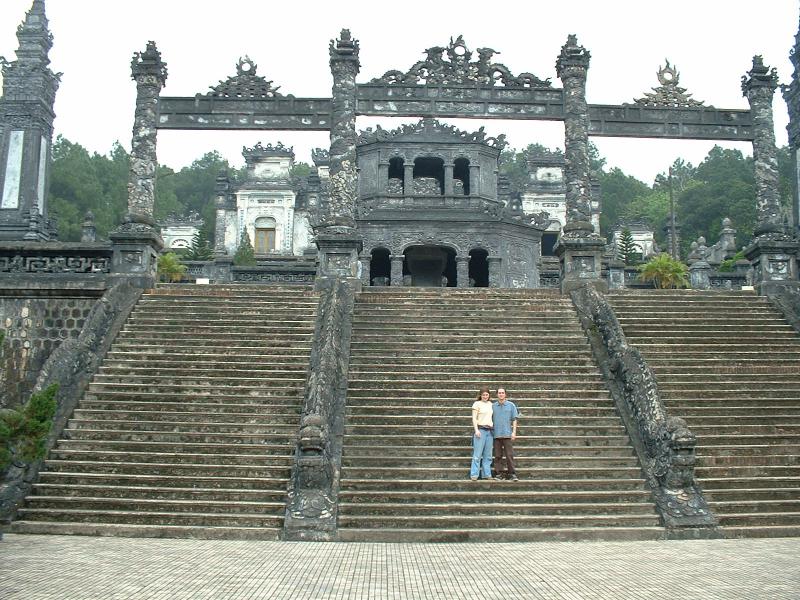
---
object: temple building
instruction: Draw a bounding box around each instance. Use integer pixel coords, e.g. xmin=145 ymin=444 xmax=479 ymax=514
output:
xmin=159 ymin=212 xmax=203 ymax=251
xmin=219 ymin=119 xmax=566 ymax=287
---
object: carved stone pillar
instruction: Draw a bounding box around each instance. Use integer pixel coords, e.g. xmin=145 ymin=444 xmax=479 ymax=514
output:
xmin=744 ymin=56 xmax=782 ymax=237
xmin=742 ymin=56 xmax=799 ymax=293
xmin=456 ymin=255 xmax=470 ymax=288
xmin=444 ymin=164 xmax=454 ymax=196
xmin=689 ymin=251 xmax=712 ymax=290
xmin=126 ymin=41 xmax=167 ymax=227
xmin=554 ymin=35 xmax=606 ymax=294
xmin=313 ymin=29 xmax=362 ymax=286
xmin=403 ymin=163 xmax=414 ymax=195
xmin=213 ymin=170 xmax=230 ymax=256
xmin=377 ymin=162 xmax=389 ymax=194
xmin=607 ymin=258 xmax=626 ymax=290
xmin=468 ymin=164 xmax=480 ymax=196
xmin=359 ymin=253 xmax=371 ymax=286
xmin=81 ymin=211 xmax=97 ymax=243
xmin=487 ymin=256 xmax=502 ymax=288
xmin=109 ymin=40 xmax=166 ymax=286
xmin=390 ymin=254 xmax=404 ymax=286
xmin=784 ymin=25 xmax=800 ymax=234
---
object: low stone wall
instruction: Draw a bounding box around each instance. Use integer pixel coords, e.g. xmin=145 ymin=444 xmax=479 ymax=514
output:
xmin=0 ymin=281 xmax=142 ymax=524
xmin=765 ymin=282 xmax=800 ymax=334
xmin=0 ymin=276 xmax=109 ymax=409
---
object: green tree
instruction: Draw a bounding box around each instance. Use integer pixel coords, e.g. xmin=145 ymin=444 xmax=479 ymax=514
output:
xmin=677 ymin=146 xmax=755 ymax=256
xmin=598 ymin=168 xmax=651 ymax=237
xmin=233 ymin=230 xmax=256 ymax=266
xmin=184 ymin=230 xmax=214 ymax=261
xmin=157 ymin=252 xmax=187 ymax=282
xmin=616 ymin=228 xmax=641 ymax=265
xmin=638 ymin=253 xmax=689 ymax=289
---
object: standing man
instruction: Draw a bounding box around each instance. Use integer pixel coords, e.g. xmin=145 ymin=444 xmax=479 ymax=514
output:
xmin=492 ymin=387 xmax=519 ymax=481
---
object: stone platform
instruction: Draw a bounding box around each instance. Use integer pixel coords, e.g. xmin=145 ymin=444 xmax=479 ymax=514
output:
xmin=1 ymin=534 xmax=798 ymax=599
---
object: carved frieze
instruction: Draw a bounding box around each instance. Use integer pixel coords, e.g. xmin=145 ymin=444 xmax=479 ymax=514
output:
xmin=369 ymin=35 xmax=551 ymax=89
xmin=0 ymin=255 xmax=110 ymax=273
xmin=207 ymin=57 xmax=285 ymax=99
xmin=357 ymin=117 xmax=507 ymax=150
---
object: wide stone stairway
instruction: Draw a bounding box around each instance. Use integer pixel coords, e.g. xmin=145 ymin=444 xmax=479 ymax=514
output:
xmin=608 ymin=290 xmax=800 ymax=538
xmin=337 ymin=288 xmax=663 ymax=542
xmin=10 ymin=284 xmax=317 ymax=539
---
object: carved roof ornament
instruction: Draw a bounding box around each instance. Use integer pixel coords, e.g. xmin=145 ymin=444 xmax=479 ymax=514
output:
xmin=311 ymin=148 xmax=330 ymax=166
xmin=242 ymin=141 xmax=294 ymax=162
xmin=630 ymin=60 xmax=706 ymax=108
xmin=357 ymin=117 xmax=508 ymax=150
xmin=742 ymin=55 xmax=778 ymax=95
xmin=368 ymin=35 xmax=551 ymax=88
xmin=207 ymin=56 xmax=285 ymax=99
xmin=131 ymin=41 xmax=168 ymax=84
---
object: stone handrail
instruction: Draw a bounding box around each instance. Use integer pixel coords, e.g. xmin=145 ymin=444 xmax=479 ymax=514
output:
xmin=284 ymin=277 xmax=356 ymax=540
xmin=570 ymin=283 xmax=718 ymax=535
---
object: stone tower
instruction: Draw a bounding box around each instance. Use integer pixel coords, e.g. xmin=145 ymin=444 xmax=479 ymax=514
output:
xmin=0 ymin=0 xmax=60 ymax=241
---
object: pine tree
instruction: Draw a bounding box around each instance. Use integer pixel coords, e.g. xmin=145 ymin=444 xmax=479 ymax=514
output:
xmin=617 ymin=228 xmax=641 ymax=265
xmin=184 ymin=230 xmax=213 ymax=261
xmin=233 ymin=230 xmax=257 ymax=266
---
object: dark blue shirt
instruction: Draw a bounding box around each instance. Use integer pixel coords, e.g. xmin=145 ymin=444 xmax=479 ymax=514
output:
xmin=492 ymin=400 xmax=518 ymax=438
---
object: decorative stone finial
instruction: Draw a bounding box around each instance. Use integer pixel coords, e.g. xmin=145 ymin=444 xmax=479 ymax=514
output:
xmin=742 ymin=55 xmax=778 ymax=95
xmin=556 ymin=34 xmax=590 ymax=77
xmin=330 ymin=28 xmax=360 ymax=65
xmin=131 ymin=40 xmax=168 ymax=85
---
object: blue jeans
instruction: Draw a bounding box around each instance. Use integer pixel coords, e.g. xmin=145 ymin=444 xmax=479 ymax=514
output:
xmin=470 ymin=429 xmax=493 ymax=478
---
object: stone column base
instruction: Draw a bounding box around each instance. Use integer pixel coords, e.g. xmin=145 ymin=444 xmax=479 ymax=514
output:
xmin=315 ymin=227 xmax=363 ymax=290
xmin=212 ymin=255 xmax=234 ymax=283
xmin=108 ymin=223 xmax=164 ymax=288
xmin=554 ymin=235 xmax=607 ymax=295
xmin=744 ymin=235 xmax=799 ymax=295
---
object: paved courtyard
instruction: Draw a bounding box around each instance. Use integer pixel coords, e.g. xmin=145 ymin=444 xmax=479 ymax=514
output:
xmin=1 ymin=534 xmax=798 ymax=599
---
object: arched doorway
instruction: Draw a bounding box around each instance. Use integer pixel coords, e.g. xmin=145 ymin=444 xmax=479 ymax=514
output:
xmin=404 ymin=245 xmax=455 ymax=287
xmin=469 ymin=248 xmax=489 ymax=287
xmin=253 ymin=217 xmax=277 ymax=254
xmin=370 ymin=247 xmax=390 ymax=286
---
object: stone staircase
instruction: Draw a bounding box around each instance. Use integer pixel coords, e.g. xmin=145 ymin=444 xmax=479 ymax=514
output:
xmin=337 ymin=288 xmax=664 ymax=542
xmin=608 ymin=289 xmax=800 ymax=538
xmin=9 ymin=284 xmax=317 ymax=539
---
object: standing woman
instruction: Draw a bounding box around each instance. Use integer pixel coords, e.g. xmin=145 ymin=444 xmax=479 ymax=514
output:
xmin=470 ymin=385 xmax=495 ymax=481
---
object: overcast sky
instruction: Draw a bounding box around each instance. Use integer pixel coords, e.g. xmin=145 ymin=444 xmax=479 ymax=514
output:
xmin=1 ymin=0 xmax=796 ymax=185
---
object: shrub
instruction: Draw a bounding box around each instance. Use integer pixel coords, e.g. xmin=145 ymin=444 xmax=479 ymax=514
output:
xmin=234 ymin=230 xmax=257 ymax=266
xmin=0 ymin=384 xmax=58 ymax=471
xmin=157 ymin=252 xmax=188 ymax=282
xmin=638 ymin=253 xmax=689 ymax=289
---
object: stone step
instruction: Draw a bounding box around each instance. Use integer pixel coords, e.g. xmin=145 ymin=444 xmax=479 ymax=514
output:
xmin=73 ymin=408 xmax=299 ymax=422
xmin=672 ymin=416 xmax=800 ymax=426
xmin=342 ymin=455 xmax=639 ymax=469
xmin=665 ymin=399 xmax=800 ymax=409
xmin=661 ymin=389 xmax=800 ymax=398
xmin=342 ymin=435 xmax=632 ymax=448
xmin=348 ymin=360 xmax=598 ymax=369
xmin=347 ymin=375 xmax=604 ymax=386
xmin=338 ymin=501 xmax=654 ymax=517
xmin=339 ymin=477 xmax=648 ymax=492
xmin=715 ymin=512 xmax=800 ymax=527
xmin=81 ymin=392 xmax=303 ymax=406
xmin=55 ymin=440 xmax=292 ymax=455
xmin=352 ymin=316 xmax=582 ymax=326
xmin=346 ymin=385 xmax=610 ymax=394
xmin=95 ymin=367 xmax=308 ymax=380
xmin=691 ymin=476 xmax=800 ymax=490
xmin=692 ymin=435 xmax=800 ymax=446
xmin=345 ymin=416 xmax=623 ymax=427
xmin=50 ymin=449 xmax=293 ymax=466
xmin=345 ymin=395 xmax=617 ymax=405
xmin=8 ymin=521 xmax=282 ymax=540
xmin=67 ymin=420 xmax=298 ymax=435
xmin=694 ymin=465 xmax=800 ymax=478
xmin=43 ymin=460 xmax=291 ymax=478
xmin=702 ymin=488 xmax=800 ymax=501
xmin=348 ymin=406 xmax=619 ymax=417
xmin=101 ymin=357 xmax=314 ymax=369
xmin=15 ymin=508 xmax=282 ymax=528
xmin=38 ymin=471 xmax=290 ymax=490
xmin=336 ymin=513 xmax=660 ymax=529
xmin=86 ymin=383 xmax=305 ymax=397
xmin=31 ymin=483 xmax=287 ymax=503
xmin=343 ymin=424 xmax=625 ymax=436
xmin=338 ymin=444 xmax=635 ymax=458
xmin=335 ymin=526 xmax=665 ymax=543
xmin=121 ymin=325 xmax=315 ymax=335
xmin=695 ymin=446 xmax=800 ymax=457
xmin=106 ymin=345 xmax=314 ymax=357
xmin=114 ymin=332 xmax=314 ymax=343
xmin=340 ymin=466 xmax=643 ymax=480
xmin=339 ymin=489 xmax=652 ymax=504
xmin=709 ymin=500 xmax=800 ymax=513
xmin=111 ymin=341 xmax=313 ymax=352
xmin=24 ymin=496 xmax=285 ymax=515
xmin=61 ymin=428 xmax=296 ymax=444
xmin=91 ymin=374 xmax=307 ymax=387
